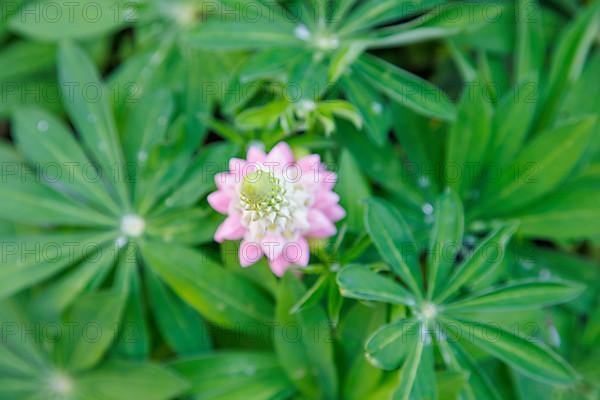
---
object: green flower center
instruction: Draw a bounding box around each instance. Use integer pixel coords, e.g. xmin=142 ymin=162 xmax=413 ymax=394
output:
xmin=240 ymin=170 xmax=284 ymax=213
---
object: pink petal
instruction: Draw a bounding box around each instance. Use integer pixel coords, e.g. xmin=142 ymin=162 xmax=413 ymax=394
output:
xmin=307 ymin=209 xmax=336 ymax=238
xmin=314 ymin=191 xmax=340 ymax=209
xmin=323 ymin=204 xmax=346 ymax=222
xmin=260 ymin=233 xmax=286 ymax=262
xmin=265 ymin=142 xmax=294 ymax=171
xmin=239 ymin=240 xmax=263 ymax=267
xmin=288 ymin=237 xmax=310 ymax=267
xmin=297 ymin=154 xmax=321 ymax=173
xmin=229 ymin=158 xmax=248 ymax=174
xmin=247 ymin=146 xmax=266 ymax=163
xmin=320 ymin=171 xmax=337 ymax=190
xmin=214 ymin=215 xmax=245 ymax=243
xmin=207 ymin=190 xmax=231 ymax=214
xmin=269 ymin=254 xmax=291 ymax=277
xmin=214 ymin=172 xmax=238 ymax=192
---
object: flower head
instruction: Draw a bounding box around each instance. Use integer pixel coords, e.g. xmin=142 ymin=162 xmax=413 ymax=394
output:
xmin=208 ymin=142 xmax=345 ymax=276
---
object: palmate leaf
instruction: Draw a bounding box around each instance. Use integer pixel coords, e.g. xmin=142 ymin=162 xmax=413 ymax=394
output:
xmin=9 ymin=0 xmax=128 ymax=41
xmin=141 ymin=241 xmax=274 ymax=328
xmin=339 ymin=303 xmax=386 ymax=400
xmin=58 ymin=41 xmax=129 ymax=207
xmin=77 ymin=361 xmax=189 ymax=400
xmin=337 ymin=265 xmax=415 ymax=305
xmin=170 ymin=351 xmax=294 ymax=399
xmin=391 ymin=329 xmax=425 ymax=400
xmin=189 ymin=19 xmax=302 ymax=50
xmin=426 ymin=189 xmax=464 ymax=299
xmin=275 ymin=272 xmax=338 ymax=400
xmin=145 ymin=269 xmax=212 ymax=356
xmin=535 ymin=1 xmax=600 ymax=131
xmin=13 ymin=107 xmax=120 ymax=216
xmin=514 ymin=174 xmax=600 ymax=239
xmin=473 ymin=116 xmax=596 ymax=218
xmin=444 ymin=318 xmax=579 ymax=385
xmin=364 ymin=197 xmax=423 ymax=296
xmin=352 ymin=54 xmax=456 ymax=121
xmin=0 ymin=231 xmax=116 ymax=301
xmin=445 ymin=78 xmax=492 ymax=196
xmin=58 ymin=289 xmax=127 ymax=372
xmin=435 ymin=223 xmax=518 ymax=303
xmin=364 ymin=318 xmax=419 ymax=371
xmin=444 ymin=279 xmax=585 ymax=313
xmin=338 ymin=0 xmax=447 ymax=35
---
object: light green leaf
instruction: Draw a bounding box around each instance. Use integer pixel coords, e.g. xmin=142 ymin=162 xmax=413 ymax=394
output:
xmin=13 ymin=107 xmax=119 ymax=216
xmin=448 ymin=318 xmax=578 ymax=385
xmin=146 ymin=269 xmax=212 ymax=355
xmin=337 ymin=265 xmax=415 ymax=306
xmin=141 ymin=241 xmax=274 ymax=327
xmin=364 ymin=198 xmax=422 ymax=296
xmin=78 ymin=361 xmax=188 ymax=400
xmin=435 ymin=224 xmax=518 ymax=303
xmin=446 ymin=79 xmax=492 ymax=195
xmin=445 ymin=279 xmax=585 ymax=313
xmin=365 ymin=318 xmax=420 ymax=371
xmin=58 ymin=41 xmax=129 ymax=207
xmin=536 ymin=1 xmax=600 ymax=131
xmin=353 ymin=54 xmax=456 ymax=121
xmin=474 ymin=116 xmax=596 ymax=217
xmin=170 ymin=351 xmax=293 ymax=399
xmin=427 ymin=189 xmax=464 ymax=299
xmin=392 ymin=332 xmax=425 ymax=400
xmin=9 ymin=0 xmax=128 ymax=41
xmin=275 ymin=272 xmax=338 ymax=400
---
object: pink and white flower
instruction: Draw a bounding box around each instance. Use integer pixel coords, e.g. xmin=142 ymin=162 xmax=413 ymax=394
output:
xmin=208 ymin=142 xmax=345 ymax=276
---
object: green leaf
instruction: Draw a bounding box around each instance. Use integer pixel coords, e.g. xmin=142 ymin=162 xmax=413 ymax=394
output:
xmin=33 ymin=243 xmax=116 ymax=313
xmin=337 ymin=265 xmax=415 ymax=305
xmin=0 ymin=41 xmax=55 ymax=82
xmin=141 ymin=241 xmax=274 ymax=327
xmin=392 ymin=331 xmax=425 ymax=400
xmin=339 ymin=303 xmax=386 ymax=400
xmin=353 ymin=54 xmax=456 ymax=121
xmin=146 ymin=269 xmax=212 ymax=355
xmin=0 ymin=232 xmax=115 ymax=301
xmin=490 ymin=76 xmax=538 ymax=166
xmin=13 ymin=107 xmax=120 ymax=216
xmin=447 ymin=318 xmax=579 ymax=385
xmin=514 ymin=176 xmax=600 ymax=239
xmin=435 ymin=224 xmax=518 ymax=303
xmin=339 ymin=0 xmax=447 ymax=35
xmin=189 ymin=19 xmax=302 ymax=50
xmin=78 ymin=361 xmax=188 ymax=400
xmin=474 ymin=116 xmax=596 ymax=217
xmin=170 ymin=351 xmax=294 ymax=399
xmin=536 ymin=1 xmax=600 ymax=131
xmin=410 ymin=343 xmax=437 ymax=400
xmin=122 ymin=89 xmax=174 ymax=193
xmin=114 ymin=265 xmax=151 ymax=361
xmin=365 ymin=318 xmax=420 ymax=370
xmin=440 ymin=341 xmax=501 ymax=400
xmin=427 ymin=189 xmax=464 ymax=299
xmin=61 ymin=290 xmax=127 ymax=371
xmin=340 ymin=73 xmax=390 ymax=145
xmin=275 ymin=272 xmax=338 ymax=400
xmin=445 ymin=279 xmax=585 ymax=313
xmin=58 ymin=41 xmax=129 ymax=207
xmin=364 ymin=198 xmax=422 ymax=296
xmin=515 ymin=0 xmax=545 ymax=82
xmin=9 ymin=0 xmax=128 ymax=41
xmin=336 ymin=150 xmax=371 ymax=231
xmin=446 ymin=79 xmax=492 ymax=195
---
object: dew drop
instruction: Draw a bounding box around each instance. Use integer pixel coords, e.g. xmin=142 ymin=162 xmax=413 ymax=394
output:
xmin=137 ymin=150 xmax=148 ymax=162
xmin=37 ymin=120 xmax=49 ymax=132
xmin=294 ymin=24 xmax=311 ymax=41
xmin=371 ymin=102 xmax=383 ymax=114
xmin=422 ymin=203 xmax=434 ymax=215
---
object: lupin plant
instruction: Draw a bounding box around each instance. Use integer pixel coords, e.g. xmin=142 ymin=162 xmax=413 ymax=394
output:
xmin=0 ymin=0 xmax=599 ymax=399
xmin=336 ymin=193 xmax=584 ymax=399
